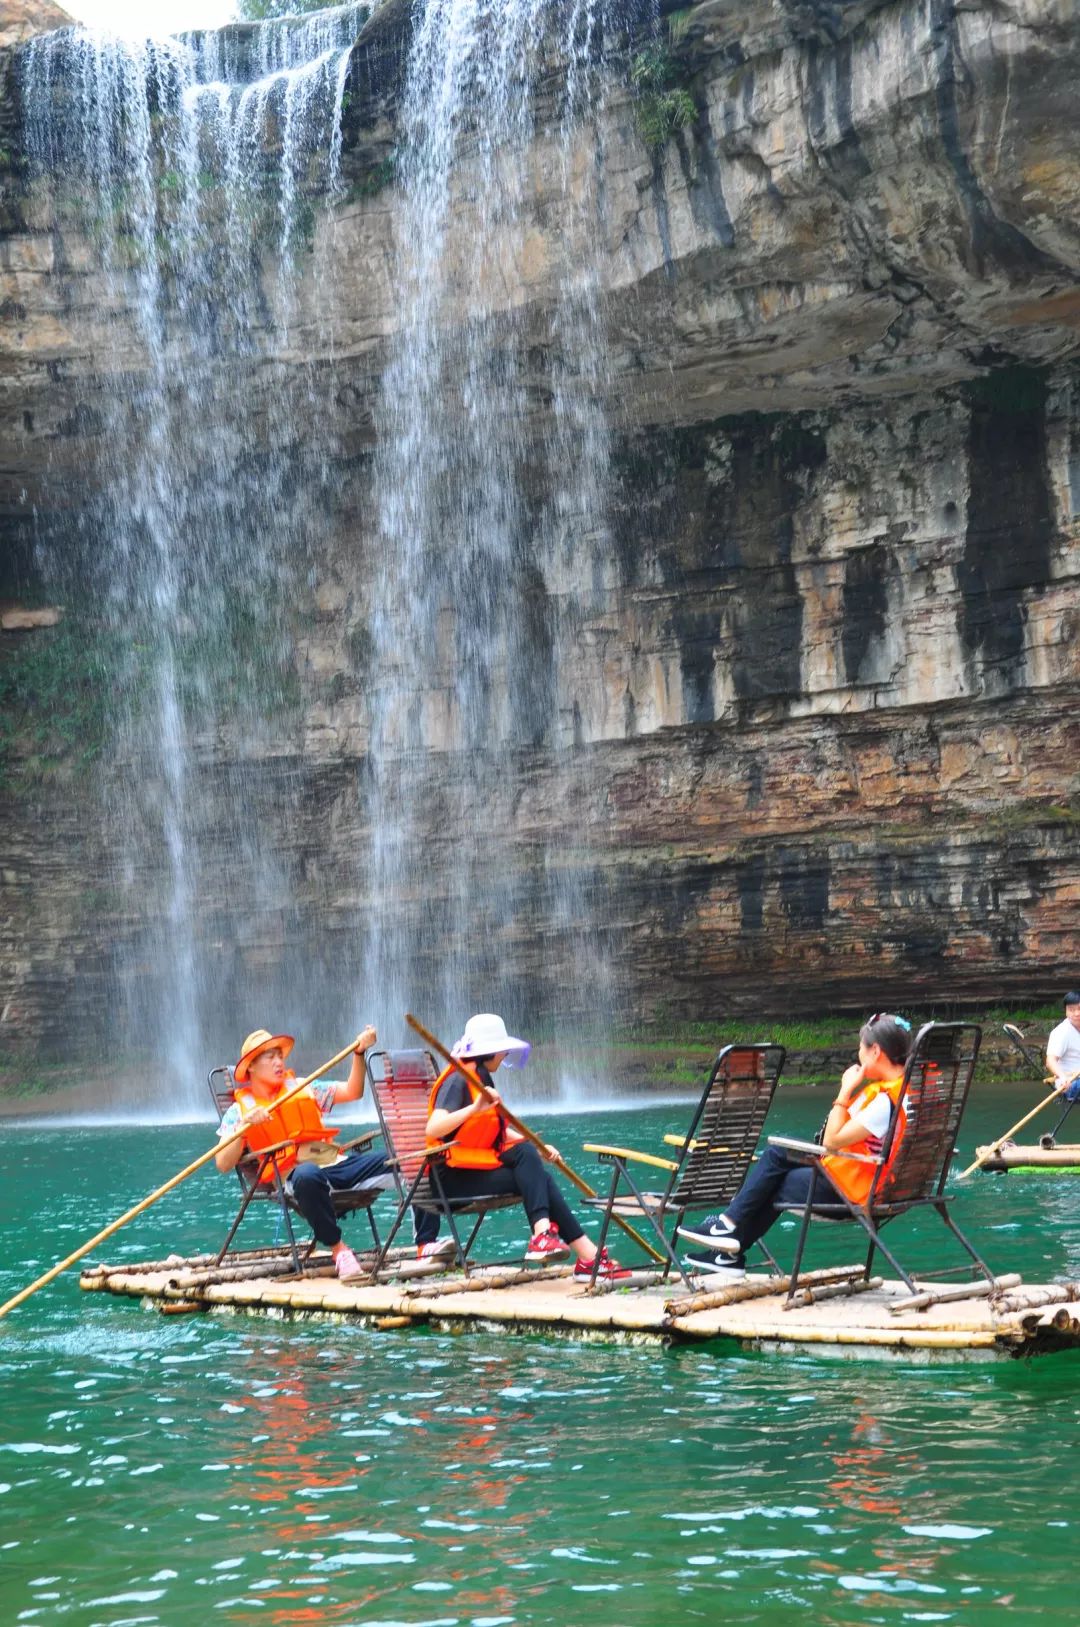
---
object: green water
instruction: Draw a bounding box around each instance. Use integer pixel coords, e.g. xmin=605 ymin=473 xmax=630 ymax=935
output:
xmin=3 ymin=1090 xmax=1080 ymax=1625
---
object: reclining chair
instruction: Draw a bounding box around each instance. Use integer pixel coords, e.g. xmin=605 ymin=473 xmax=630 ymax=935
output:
xmin=581 ymin=1043 xmax=787 ymax=1289
xmin=366 ymin=1048 xmax=520 ymax=1274
xmin=768 ymin=1021 xmax=993 ymax=1304
xmin=208 ymin=1066 xmax=387 ymax=1272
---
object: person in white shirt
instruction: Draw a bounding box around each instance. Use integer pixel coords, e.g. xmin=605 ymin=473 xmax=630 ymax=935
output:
xmin=1046 ymin=993 xmax=1080 ymax=1092
xmin=1039 ymin=993 xmax=1080 ymax=1147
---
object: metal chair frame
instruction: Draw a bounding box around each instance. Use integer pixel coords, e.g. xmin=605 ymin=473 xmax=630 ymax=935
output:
xmin=207 ymin=1067 xmax=383 ymax=1271
xmin=769 ymin=1021 xmax=994 ymax=1305
xmin=581 ymin=1043 xmax=787 ymax=1290
xmin=366 ymin=1049 xmax=521 ymax=1275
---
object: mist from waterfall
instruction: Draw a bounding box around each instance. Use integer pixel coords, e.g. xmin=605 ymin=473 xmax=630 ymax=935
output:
xmin=17 ymin=0 xmax=628 ymax=1108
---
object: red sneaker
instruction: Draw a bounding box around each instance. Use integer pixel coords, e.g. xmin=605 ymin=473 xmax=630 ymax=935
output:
xmin=524 ymin=1227 xmax=570 ymax=1262
xmin=574 ymin=1247 xmax=633 ymax=1282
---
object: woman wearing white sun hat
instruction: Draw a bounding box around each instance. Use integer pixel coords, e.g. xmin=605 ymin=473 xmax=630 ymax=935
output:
xmin=425 ymin=1013 xmax=630 ymax=1281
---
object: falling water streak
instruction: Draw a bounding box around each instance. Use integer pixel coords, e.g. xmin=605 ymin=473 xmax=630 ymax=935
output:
xmin=19 ymin=13 xmax=364 ymax=1101
xmin=542 ymin=0 xmax=622 ymax=1084
xmin=365 ymin=0 xmax=623 ymax=1060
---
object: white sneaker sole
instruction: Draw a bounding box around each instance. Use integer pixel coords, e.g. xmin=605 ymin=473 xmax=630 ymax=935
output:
xmin=675 ymin=1224 xmax=741 ymax=1253
xmin=689 ymin=1262 xmax=745 ymax=1280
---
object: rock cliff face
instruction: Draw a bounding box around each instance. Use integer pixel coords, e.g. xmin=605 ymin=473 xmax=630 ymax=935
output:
xmin=1 ymin=0 xmax=1078 ymax=1057
xmin=0 ymin=1 xmax=68 ymax=48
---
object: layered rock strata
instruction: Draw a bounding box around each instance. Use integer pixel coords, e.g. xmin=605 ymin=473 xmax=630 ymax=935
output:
xmin=1 ymin=0 xmax=1079 ymax=1056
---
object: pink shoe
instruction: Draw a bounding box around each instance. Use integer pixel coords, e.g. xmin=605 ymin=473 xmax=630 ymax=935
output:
xmin=524 ymin=1227 xmax=571 ymax=1262
xmin=417 ymin=1238 xmax=456 ymax=1260
xmin=334 ymin=1245 xmax=365 ymax=1282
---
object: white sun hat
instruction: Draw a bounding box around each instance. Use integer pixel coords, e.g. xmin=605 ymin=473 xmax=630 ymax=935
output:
xmin=451 ymin=1012 xmax=531 ymax=1068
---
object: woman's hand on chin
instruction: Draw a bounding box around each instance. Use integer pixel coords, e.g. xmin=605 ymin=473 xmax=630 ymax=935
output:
xmin=838 ymin=1063 xmax=865 ymax=1098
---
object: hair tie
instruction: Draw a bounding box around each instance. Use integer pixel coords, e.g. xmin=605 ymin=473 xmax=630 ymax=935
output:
xmin=868 ymin=1012 xmax=912 ymax=1032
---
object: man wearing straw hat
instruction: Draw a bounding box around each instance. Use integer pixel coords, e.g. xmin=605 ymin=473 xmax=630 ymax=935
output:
xmin=216 ymin=1026 xmax=444 ymax=1280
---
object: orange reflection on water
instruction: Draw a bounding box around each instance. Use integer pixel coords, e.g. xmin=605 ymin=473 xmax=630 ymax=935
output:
xmin=822 ymin=1409 xmax=935 ymax=1584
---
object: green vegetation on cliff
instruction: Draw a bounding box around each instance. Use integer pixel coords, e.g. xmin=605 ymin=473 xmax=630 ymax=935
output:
xmin=234 ymin=0 xmax=333 ymax=17
xmin=0 ymin=624 xmax=129 ymax=783
xmin=0 ymin=607 xmax=301 ymax=789
xmin=630 ymin=42 xmax=697 ymax=151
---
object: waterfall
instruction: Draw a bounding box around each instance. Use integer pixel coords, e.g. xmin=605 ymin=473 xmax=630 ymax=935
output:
xmin=19 ymin=9 xmax=366 ymax=1109
xmin=17 ymin=0 xmax=631 ymax=1106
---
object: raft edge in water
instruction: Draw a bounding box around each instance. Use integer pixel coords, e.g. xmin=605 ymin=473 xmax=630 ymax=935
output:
xmin=78 ymin=1248 xmax=1080 ymax=1362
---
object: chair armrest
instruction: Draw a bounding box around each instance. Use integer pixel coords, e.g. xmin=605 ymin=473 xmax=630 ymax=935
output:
xmin=338 ymin=1130 xmax=379 ymax=1152
xmin=768 ymin=1135 xmax=880 ymax=1164
xmin=582 ymin=1143 xmax=679 ymax=1172
xmin=662 ymin=1134 xmax=734 ymax=1153
xmin=382 ymin=1145 xmax=448 ymax=1172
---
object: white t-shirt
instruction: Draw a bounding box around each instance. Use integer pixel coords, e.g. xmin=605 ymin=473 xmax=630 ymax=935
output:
xmin=1047 ymin=1020 xmax=1080 ymax=1081
xmin=847 ymin=1085 xmax=893 ymax=1141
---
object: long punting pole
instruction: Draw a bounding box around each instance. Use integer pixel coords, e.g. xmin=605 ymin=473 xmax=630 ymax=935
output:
xmin=0 ymin=1035 xmax=367 ymax=1321
xmin=405 ymin=1013 xmax=665 ymax=1264
xmin=958 ymin=1066 xmax=1080 ymax=1180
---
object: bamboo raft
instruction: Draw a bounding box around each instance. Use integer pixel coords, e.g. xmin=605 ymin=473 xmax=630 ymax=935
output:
xmin=78 ymin=1246 xmax=1080 ymax=1359
xmin=975 ymin=1142 xmax=1080 ymax=1173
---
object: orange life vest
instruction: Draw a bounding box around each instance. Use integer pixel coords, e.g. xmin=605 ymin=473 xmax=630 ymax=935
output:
xmin=234 ymin=1074 xmax=338 ymax=1182
xmin=823 ymin=1076 xmax=907 ymax=1206
xmin=426 ymin=1064 xmax=507 ymax=1170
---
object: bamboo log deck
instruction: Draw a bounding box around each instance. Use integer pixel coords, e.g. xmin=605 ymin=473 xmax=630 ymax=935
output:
xmin=78 ymin=1247 xmax=1080 ymax=1359
xmin=975 ymin=1142 xmax=1080 ymax=1173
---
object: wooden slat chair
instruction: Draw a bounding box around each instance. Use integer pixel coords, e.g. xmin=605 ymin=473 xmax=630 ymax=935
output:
xmin=207 ymin=1067 xmax=386 ymax=1272
xmin=366 ymin=1048 xmax=521 ymax=1275
xmin=769 ymin=1020 xmax=993 ymax=1304
xmin=580 ymin=1043 xmax=787 ymax=1290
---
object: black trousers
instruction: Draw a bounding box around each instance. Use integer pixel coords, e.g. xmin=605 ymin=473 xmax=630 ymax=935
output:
xmin=290 ymin=1150 xmax=439 ymax=1248
xmin=721 ymin=1146 xmax=820 ymax=1268
xmin=436 ymin=1141 xmax=584 ymax=1243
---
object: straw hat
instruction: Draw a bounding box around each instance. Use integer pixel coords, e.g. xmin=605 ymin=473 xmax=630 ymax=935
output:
xmin=451 ymin=1013 xmax=531 ymax=1068
xmin=234 ymin=1028 xmax=294 ymax=1084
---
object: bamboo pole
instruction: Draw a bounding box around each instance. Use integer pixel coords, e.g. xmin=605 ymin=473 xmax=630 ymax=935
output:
xmin=958 ymin=1069 xmax=1080 ymax=1178
xmin=888 ymin=1274 xmax=1022 ymax=1314
xmin=785 ymin=1276 xmax=882 ymax=1309
xmin=81 ymin=1244 xmax=300 ymax=1278
xmin=150 ymin=1244 xmax=420 ymax=1291
xmin=405 ymin=1013 xmax=665 ymax=1263
xmin=581 ymin=1269 xmax=669 ymax=1296
xmin=679 ymin=1324 xmax=1003 ymax=1349
xmin=994 ymin=1282 xmax=1080 ymax=1314
xmin=1031 ymin=1306 xmax=1080 ymax=1333
xmin=664 ymin=1264 xmax=865 ymax=1320
xmin=403 ymin=1264 xmax=577 ymax=1298
xmin=0 ymin=1034 xmax=368 ymax=1321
